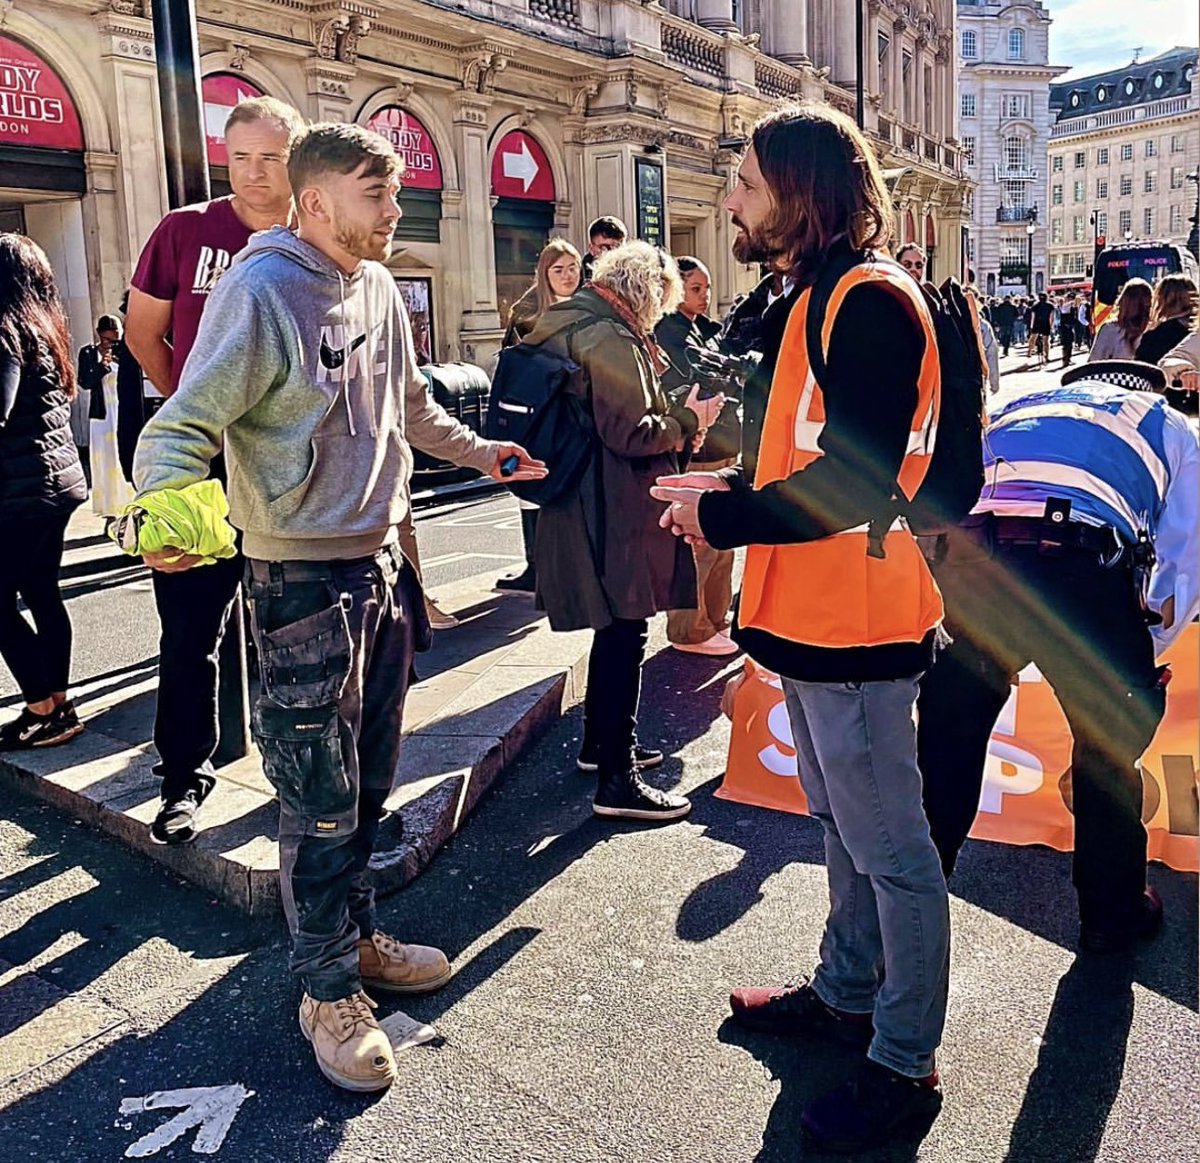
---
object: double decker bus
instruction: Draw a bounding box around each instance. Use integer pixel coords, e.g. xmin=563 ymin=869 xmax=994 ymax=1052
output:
xmin=1092 ymin=240 xmax=1200 ymax=332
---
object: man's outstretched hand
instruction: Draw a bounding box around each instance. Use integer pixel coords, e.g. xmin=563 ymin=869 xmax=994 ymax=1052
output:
xmin=487 ymin=443 xmax=549 ymax=483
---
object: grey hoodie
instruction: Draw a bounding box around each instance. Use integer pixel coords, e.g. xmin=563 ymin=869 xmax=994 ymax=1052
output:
xmin=134 ymin=227 xmax=498 ymax=561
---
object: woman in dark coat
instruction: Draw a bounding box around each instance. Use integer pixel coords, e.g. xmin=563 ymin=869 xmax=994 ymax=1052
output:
xmin=525 ymin=242 xmax=725 ymax=822
xmin=1135 ymin=274 xmax=1199 ymax=365
xmin=0 ymin=233 xmax=88 ymax=749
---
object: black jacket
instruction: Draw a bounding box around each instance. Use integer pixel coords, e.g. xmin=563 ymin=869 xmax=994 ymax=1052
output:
xmin=0 ymin=342 xmax=87 ymax=518
xmin=655 ymin=310 xmax=741 ymax=462
xmin=76 ymin=343 xmax=112 ymax=420
xmin=1135 ymin=317 xmax=1192 ymax=366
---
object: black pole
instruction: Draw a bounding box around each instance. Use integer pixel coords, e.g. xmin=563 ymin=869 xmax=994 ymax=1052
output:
xmin=148 ymin=0 xmax=210 ymax=209
xmin=149 ymin=0 xmax=249 ymax=765
xmin=855 ymin=0 xmax=865 ymax=130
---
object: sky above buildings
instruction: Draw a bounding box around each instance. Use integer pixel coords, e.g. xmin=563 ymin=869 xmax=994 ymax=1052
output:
xmin=1047 ymin=0 xmax=1200 ymax=80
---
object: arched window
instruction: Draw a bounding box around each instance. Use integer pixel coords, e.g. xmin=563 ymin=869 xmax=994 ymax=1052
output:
xmin=1008 ymin=28 xmax=1025 ymax=61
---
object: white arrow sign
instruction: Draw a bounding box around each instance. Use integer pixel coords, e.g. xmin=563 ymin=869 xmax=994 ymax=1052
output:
xmin=501 ymin=139 xmax=540 ymax=193
xmin=119 ymin=1085 xmax=254 ymax=1157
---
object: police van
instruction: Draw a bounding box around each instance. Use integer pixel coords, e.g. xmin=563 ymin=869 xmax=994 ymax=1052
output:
xmin=1092 ymin=240 xmax=1200 ymax=332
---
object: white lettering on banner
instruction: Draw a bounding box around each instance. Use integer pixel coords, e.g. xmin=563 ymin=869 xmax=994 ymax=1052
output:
xmin=375 ymin=126 xmax=436 ymax=172
xmin=192 ymin=247 xmax=233 ymax=296
xmin=759 ymin=698 xmax=800 ymax=777
xmin=0 ymin=64 xmax=41 ymax=93
xmin=0 ymin=91 xmax=63 ymax=124
xmin=978 ymin=674 xmax=1046 ymax=813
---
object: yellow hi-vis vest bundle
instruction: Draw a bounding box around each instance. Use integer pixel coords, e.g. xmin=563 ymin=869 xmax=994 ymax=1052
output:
xmin=737 ymin=260 xmax=945 ymax=650
xmin=110 ymin=479 xmax=238 ymax=566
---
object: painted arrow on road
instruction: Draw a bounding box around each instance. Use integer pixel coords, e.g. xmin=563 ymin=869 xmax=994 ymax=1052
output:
xmin=119 ymin=1085 xmax=254 ymax=1157
xmin=502 ymin=138 xmax=540 ymax=193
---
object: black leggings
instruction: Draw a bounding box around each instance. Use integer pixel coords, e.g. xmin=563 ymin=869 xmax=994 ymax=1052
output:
xmin=583 ymin=617 xmax=649 ymax=771
xmin=0 ymin=512 xmax=74 ymax=703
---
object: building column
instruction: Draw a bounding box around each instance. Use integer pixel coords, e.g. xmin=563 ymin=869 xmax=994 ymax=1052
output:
xmin=833 ymin=1 xmax=857 ymax=88
xmin=769 ymin=0 xmax=810 ymax=65
xmin=695 ymin=1 xmax=738 ymax=33
xmin=451 ymin=94 xmax=502 ymax=360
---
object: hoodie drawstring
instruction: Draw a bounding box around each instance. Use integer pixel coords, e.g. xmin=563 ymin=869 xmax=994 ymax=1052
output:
xmin=338 ymin=271 xmax=358 ymax=438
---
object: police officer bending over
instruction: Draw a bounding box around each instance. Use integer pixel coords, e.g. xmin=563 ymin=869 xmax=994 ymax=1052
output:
xmin=917 ymin=360 xmax=1200 ymax=953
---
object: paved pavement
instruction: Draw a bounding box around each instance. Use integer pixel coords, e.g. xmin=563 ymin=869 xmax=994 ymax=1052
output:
xmin=1 ymin=362 xmax=1197 ymax=1160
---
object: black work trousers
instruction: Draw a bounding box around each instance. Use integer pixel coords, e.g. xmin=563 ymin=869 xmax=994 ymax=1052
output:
xmin=917 ymin=527 xmax=1165 ymax=933
xmin=151 ymin=553 xmax=243 ymax=800
xmin=582 ymin=617 xmax=649 ymax=772
xmin=246 ymin=547 xmax=425 ymax=1001
xmin=0 ymin=512 xmax=74 ymax=703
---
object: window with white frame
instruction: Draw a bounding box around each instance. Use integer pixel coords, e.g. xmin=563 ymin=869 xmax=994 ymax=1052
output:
xmin=1145 ymin=171 xmax=1156 ymax=193
xmin=964 ymin=190 xmax=975 ymax=218
xmin=961 ymin=92 xmax=976 ymax=118
xmin=1052 ymin=184 xmax=1063 ymax=206
xmin=962 ymin=29 xmax=977 ymax=58
xmin=1003 ymin=93 xmax=1030 ymax=119
xmin=1005 ymin=136 xmax=1027 ymax=170
xmin=1120 ymin=142 xmax=1133 ymax=161
xmin=1119 ymin=208 xmax=1132 ymax=235
xmin=1003 ymin=179 xmax=1026 ymax=208
xmin=1050 ymin=254 xmax=1062 ymax=276
xmin=1097 ymin=146 xmax=1109 ymax=165
xmin=1052 ymin=155 xmax=1064 ymax=173
xmin=1051 ymin=217 xmax=1064 ymax=243
xmin=1074 ymin=180 xmax=1085 ymax=202
xmin=1096 ymin=211 xmax=1108 ymax=236
xmin=1008 ymin=28 xmax=1025 ymax=60
xmin=1171 ymin=134 xmax=1184 ymax=152
xmin=1001 ymin=237 xmax=1024 ymax=263
xmin=1171 ymin=166 xmax=1184 ymax=189
xmin=1074 ymin=151 xmax=1085 ymax=168
xmin=1073 ymin=216 xmax=1086 ymax=242
xmin=1145 ymin=139 xmax=1157 ymax=158
xmin=1170 ymin=205 xmax=1183 ymax=232
xmin=1120 ymin=174 xmax=1133 ymax=196
xmin=1068 ymin=253 xmax=1087 ymax=275
xmin=1097 ymin=178 xmax=1108 ymax=199
xmin=962 ymin=135 xmax=976 ymax=165
xmin=1144 ymin=207 xmax=1155 ymax=235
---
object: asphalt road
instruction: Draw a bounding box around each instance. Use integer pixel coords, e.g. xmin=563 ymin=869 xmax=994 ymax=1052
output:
xmin=1 ymin=362 xmax=1197 ymax=1160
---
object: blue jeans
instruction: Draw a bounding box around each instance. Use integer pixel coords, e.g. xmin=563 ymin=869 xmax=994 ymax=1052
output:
xmin=781 ymin=676 xmax=949 ymax=1078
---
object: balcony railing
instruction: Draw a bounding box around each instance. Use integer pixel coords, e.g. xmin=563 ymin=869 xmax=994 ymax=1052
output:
xmin=660 ymin=16 xmax=724 ymax=80
xmin=996 ymin=205 xmax=1037 ymax=223
xmin=993 ymin=164 xmax=1038 ymax=181
xmin=1051 ymin=93 xmax=1195 ymax=137
xmin=529 ymin=0 xmax=581 ymax=28
xmin=756 ymin=60 xmax=802 ymax=100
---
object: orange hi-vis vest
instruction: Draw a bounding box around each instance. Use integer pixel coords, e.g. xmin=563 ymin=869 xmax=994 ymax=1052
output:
xmin=738 ymin=259 xmax=945 ymax=650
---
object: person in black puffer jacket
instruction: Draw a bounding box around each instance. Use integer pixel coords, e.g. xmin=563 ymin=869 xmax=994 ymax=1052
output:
xmin=0 ymin=233 xmax=88 ymax=749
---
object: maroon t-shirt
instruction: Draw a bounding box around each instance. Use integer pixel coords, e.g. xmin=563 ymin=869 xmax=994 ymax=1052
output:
xmin=131 ymin=196 xmax=253 ymax=392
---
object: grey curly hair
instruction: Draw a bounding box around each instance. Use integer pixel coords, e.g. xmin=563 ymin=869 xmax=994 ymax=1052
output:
xmin=590 ymin=241 xmax=683 ymax=333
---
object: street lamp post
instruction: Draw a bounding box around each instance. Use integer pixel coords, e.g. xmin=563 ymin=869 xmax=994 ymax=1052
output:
xmin=1025 ymin=208 xmax=1037 ymax=296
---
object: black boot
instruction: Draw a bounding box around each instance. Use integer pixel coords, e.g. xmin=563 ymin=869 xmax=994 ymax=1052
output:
xmin=593 ymin=767 xmax=691 ymax=823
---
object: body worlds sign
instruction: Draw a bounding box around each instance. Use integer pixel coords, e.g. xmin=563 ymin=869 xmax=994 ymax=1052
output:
xmin=365 ymin=106 xmax=443 ymax=191
xmin=0 ymin=37 xmax=84 ymax=150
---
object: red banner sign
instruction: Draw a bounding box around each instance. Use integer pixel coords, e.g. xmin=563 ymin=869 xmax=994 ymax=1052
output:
xmin=365 ymin=106 xmax=443 ymax=191
xmin=202 ymin=73 xmax=266 ymax=167
xmin=490 ymin=130 xmax=556 ymax=201
xmin=0 ymin=36 xmax=83 ymax=151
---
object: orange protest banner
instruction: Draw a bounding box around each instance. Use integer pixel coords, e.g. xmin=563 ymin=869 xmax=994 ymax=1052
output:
xmin=717 ymin=624 xmax=1199 ymax=872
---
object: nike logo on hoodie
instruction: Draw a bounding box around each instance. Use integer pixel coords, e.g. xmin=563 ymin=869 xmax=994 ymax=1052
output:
xmin=319 ymin=333 xmax=368 ymax=370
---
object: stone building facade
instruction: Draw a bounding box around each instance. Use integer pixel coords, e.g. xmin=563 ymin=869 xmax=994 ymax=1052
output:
xmin=1 ymin=0 xmax=967 ymax=379
xmin=956 ymin=0 xmax=1063 ymax=298
xmin=1046 ymin=48 xmax=1200 ymax=292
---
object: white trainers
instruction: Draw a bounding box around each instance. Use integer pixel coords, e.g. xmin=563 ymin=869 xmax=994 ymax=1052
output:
xmin=672 ymin=632 xmax=740 ymax=657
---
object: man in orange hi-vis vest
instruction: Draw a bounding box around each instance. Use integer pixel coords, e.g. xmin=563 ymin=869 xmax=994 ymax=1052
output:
xmin=651 ymin=106 xmax=948 ymax=1154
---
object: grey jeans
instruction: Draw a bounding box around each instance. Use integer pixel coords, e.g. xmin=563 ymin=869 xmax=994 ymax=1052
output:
xmin=781 ymin=676 xmax=950 ymax=1078
xmin=246 ymin=545 xmax=427 ymax=1001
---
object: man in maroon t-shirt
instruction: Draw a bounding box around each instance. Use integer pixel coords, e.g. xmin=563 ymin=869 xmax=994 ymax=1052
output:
xmin=126 ymin=97 xmax=305 ymax=846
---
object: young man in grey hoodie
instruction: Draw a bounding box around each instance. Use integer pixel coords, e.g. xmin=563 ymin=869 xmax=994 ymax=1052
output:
xmin=134 ymin=122 xmax=544 ymax=1093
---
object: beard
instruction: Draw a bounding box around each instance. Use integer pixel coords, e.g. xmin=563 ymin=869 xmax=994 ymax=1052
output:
xmin=730 ymin=216 xmax=777 ymax=266
xmin=332 ymin=214 xmax=392 ymax=262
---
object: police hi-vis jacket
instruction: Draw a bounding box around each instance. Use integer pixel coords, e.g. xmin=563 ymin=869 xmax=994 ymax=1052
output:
xmin=975 ymin=379 xmax=1200 ymax=653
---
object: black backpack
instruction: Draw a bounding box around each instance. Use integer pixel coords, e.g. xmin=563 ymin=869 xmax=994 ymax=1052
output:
xmin=484 ymin=323 xmax=597 ymax=506
xmin=805 ymin=253 xmax=986 ymax=543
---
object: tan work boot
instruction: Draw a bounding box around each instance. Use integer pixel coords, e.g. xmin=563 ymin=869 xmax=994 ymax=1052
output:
xmin=298 ymin=991 xmax=397 ymax=1092
xmin=357 ymin=930 xmax=452 ymax=995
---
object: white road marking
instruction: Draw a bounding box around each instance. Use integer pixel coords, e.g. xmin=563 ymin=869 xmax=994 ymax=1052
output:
xmin=119 ymin=1085 xmax=253 ymax=1157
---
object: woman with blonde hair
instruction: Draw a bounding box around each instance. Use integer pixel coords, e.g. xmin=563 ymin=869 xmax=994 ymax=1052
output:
xmin=496 ymin=239 xmax=585 ymax=592
xmin=1135 ymin=273 xmax=1200 ymax=365
xmin=1088 ymin=277 xmax=1152 ymax=362
xmin=527 ymin=241 xmax=724 ymax=821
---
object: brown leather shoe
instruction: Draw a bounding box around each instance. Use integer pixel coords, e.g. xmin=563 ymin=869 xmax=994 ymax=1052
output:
xmin=298 ymin=991 xmax=397 ymax=1092
xmin=357 ymin=930 xmax=452 ymax=995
